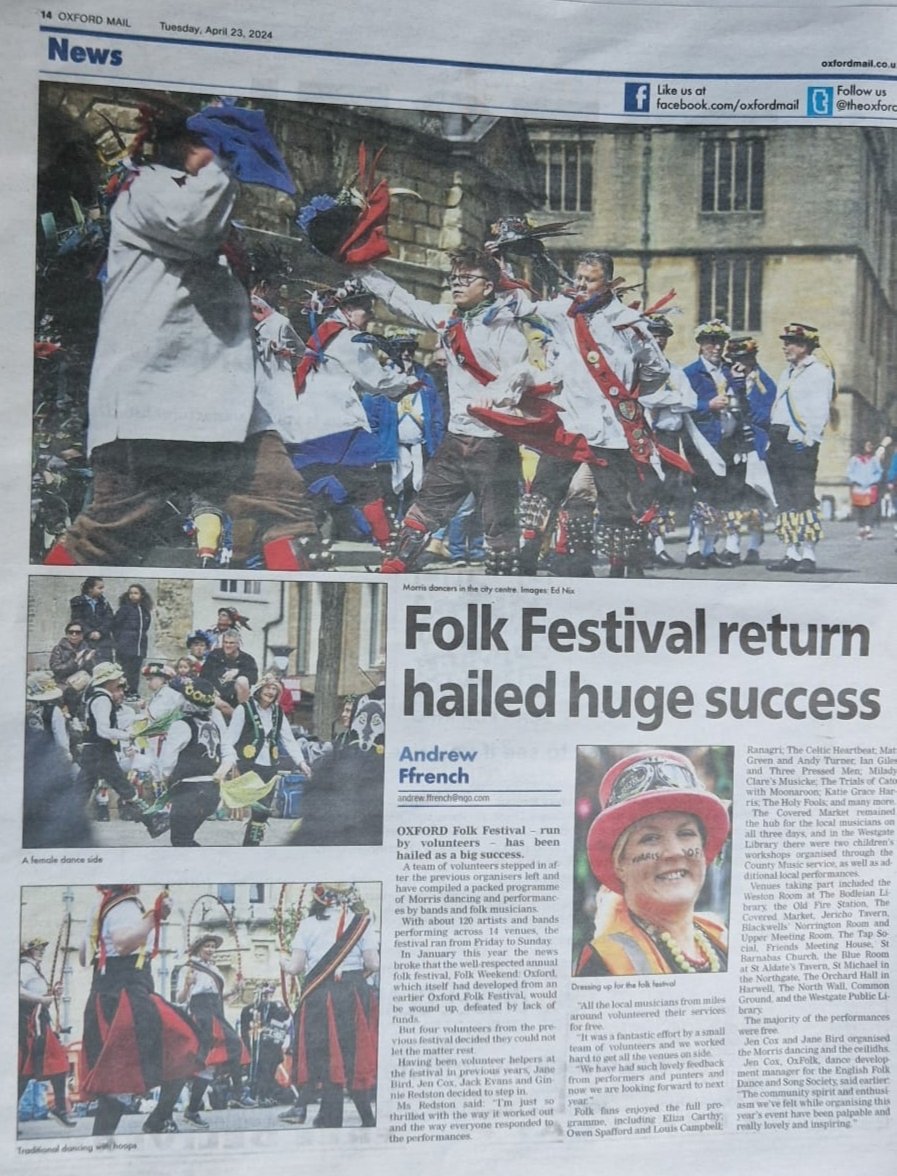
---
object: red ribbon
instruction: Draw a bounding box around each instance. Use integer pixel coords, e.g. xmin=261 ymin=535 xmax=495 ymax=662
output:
xmin=443 ymin=320 xmax=497 ymax=387
xmin=293 ymin=320 xmax=347 ymax=396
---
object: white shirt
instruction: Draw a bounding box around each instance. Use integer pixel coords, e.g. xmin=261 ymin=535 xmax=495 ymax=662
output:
xmin=362 ymin=269 xmax=533 ymax=439
xmin=87 ymin=159 xmax=255 ymax=452
xmin=88 ymin=691 xmax=127 ymax=742
xmin=771 ymin=354 xmax=835 ymax=444
xmin=20 ymin=958 xmax=48 ymax=999
xmin=291 ymin=909 xmax=378 ymax=973
xmin=221 ymin=702 xmax=309 ymax=771
xmin=505 ymin=292 xmax=670 ymax=448
xmin=157 ymin=710 xmax=228 ymax=780
xmin=640 ymin=362 xmax=697 ymax=431
xmin=249 ymin=308 xmax=305 ymax=439
xmin=83 ymin=895 xmax=152 ymax=960
xmin=186 ymin=958 xmax=225 ymax=996
xmin=146 ymin=683 xmax=183 ymax=723
xmin=288 ymin=308 xmax=416 ymax=444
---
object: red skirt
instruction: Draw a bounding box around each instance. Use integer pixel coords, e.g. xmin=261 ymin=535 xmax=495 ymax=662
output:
xmin=80 ymin=958 xmax=201 ymax=1096
xmin=292 ymin=972 xmax=378 ymax=1093
xmin=19 ymin=1004 xmax=69 ymax=1079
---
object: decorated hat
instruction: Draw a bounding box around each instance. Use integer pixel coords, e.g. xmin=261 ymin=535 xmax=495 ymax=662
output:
xmin=188 ymin=932 xmax=223 ymax=955
xmin=335 ymin=278 xmax=374 ymax=310
xmin=313 ymin=883 xmax=355 ymax=906
xmin=694 ymin=319 xmax=731 ymax=342
xmin=384 ymin=323 xmax=419 ymax=347
xmin=67 ymin=670 xmax=92 ymax=694
xmin=585 ymin=750 xmax=730 ymax=893
xmin=645 ymin=313 xmax=674 ymax=338
xmin=252 ymin=673 xmax=283 ymax=702
xmin=92 ymin=661 xmax=126 ymax=686
xmin=142 ymin=660 xmax=173 ymax=680
xmin=186 ymin=629 xmax=212 ymax=649
xmin=724 ymin=336 xmax=759 ymax=363
xmin=171 ymin=676 xmax=216 ymax=709
xmin=779 ymin=322 xmax=820 ymax=347
xmin=26 ymin=671 xmax=63 ymax=702
xmin=296 ymin=144 xmax=395 ymax=265
xmin=21 ymin=936 xmax=49 ymax=954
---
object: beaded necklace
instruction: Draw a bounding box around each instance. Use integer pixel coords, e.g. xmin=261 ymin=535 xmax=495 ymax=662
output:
xmin=632 ymin=914 xmax=722 ymax=974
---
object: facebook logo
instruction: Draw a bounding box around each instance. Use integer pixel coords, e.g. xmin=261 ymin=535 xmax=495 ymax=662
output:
xmin=807 ymin=86 xmax=834 ymax=117
xmin=624 ymin=82 xmax=651 ymax=113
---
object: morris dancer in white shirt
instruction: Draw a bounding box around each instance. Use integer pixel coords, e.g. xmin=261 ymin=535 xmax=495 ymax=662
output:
xmin=286 ymin=280 xmax=419 ymax=551
xmin=280 ymin=884 xmax=379 ymax=1128
xmin=217 ymin=675 xmax=311 ymax=846
xmin=177 ymin=934 xmax=253 ymax=1127
xmin=764 ymin=323 xmax=835 ymax=574
xmin=359 ymin=249 xmax=535 ymax=575
xmin=18 ymin=936 xmax=76 ymax=1129
xmin=640 ymin=314 xmax=698 ymax=567
xmin=45 ymin=104 xmax=323 ymax=572
xmin=79 ymin=885 xmax=200 ymax=1135
xmin=486 ymin=250 xmax=672 ymax=578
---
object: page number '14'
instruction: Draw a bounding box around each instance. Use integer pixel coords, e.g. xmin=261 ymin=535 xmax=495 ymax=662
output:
xmin=41 ymin=10 xmax=53 ymax=18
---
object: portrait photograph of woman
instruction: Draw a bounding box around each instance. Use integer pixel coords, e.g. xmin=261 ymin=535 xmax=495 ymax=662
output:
xmin=572 ymin=745 xmax=733 ymax=977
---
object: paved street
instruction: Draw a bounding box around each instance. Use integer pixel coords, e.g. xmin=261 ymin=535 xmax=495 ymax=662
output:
xmin=90 ymin=813 xmax=299 ymax=849
xmin=147 ymin=518 xmax=896 ymax=583
xmin=409 ymin=517 xmax=897 ymax=583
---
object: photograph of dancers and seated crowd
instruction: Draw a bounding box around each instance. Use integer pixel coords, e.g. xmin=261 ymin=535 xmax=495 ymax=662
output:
xmin=33 ymin=82 xmax=897 ymax=582
xmin=24 ymin=575 xmax=387 ymax=848
xmin=19 ymin=882 xmax=380 ymax=1137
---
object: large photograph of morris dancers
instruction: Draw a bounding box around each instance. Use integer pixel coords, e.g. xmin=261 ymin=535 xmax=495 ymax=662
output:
xmin=19 ymin=882 xmax=380 ymax=1137
xmin=33 ymin=82 xmax=897 ymax=581
xmin=24 ymin=575 xmax=387 ymax=848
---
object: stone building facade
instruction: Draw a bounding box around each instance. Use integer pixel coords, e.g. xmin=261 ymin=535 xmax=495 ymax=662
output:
xmin=27 ymin=576 xmax=386 ymax=730
xmin=526 ymin=120 xmax=897 ymax=507
xmin=38 ymin=84 xmax=540 ymax=344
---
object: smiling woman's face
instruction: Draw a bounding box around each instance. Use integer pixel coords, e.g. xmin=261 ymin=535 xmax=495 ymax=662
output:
xmin=613 ymin=811 xmax=706 ymax=920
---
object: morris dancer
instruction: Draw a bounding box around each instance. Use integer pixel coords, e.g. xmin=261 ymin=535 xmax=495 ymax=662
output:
xmin=177 ymin=933 xmax=253 ymax=1127
xmin=286 ymin=280 xmax=419 ymax=550
xmin=79 ymin=885 xmax=201 ymax=1134
xmin=765 ymin=323 xmax=836 ymax=573
xmin=358 ymin=249 xmax=535 ymax=575
xmin=280 ymin=885 xmax=379 ymax=1127
xmin=481 ymin=249 xmax=673 ymax=578
xmin=19 ymin=936 xmax=76 ymax=1128
xmin=640 ymin=314 xmax=697 ymax=567
xmin=77 ymin=662 xmax=165 ymax=834
xmin=44 ymin=101 xmax=324 ymax=571
xmin=154 ymin=677 xmax=228 ymax=847
xmin=217 ymin=674 xmax=311 ymax=846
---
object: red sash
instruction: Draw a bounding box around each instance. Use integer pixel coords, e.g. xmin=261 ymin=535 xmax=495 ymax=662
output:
xmin=569 ymin=311 xmax=692 ymax=474
xmin=569 ymin=310 xmax=654 ymax=463
xmin=443 ymin=319 xmax=497 ymax=387
xmin=293 ymin=320 xmax=347 ymax=395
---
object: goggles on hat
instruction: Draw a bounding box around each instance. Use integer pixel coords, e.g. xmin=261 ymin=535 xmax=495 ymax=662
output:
xmin=604 ymin=756 xmax=701 ymax=809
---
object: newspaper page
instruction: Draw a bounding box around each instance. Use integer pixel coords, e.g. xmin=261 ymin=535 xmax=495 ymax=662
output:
xmin=1 ymin=2 xmax=896 ymax=1175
